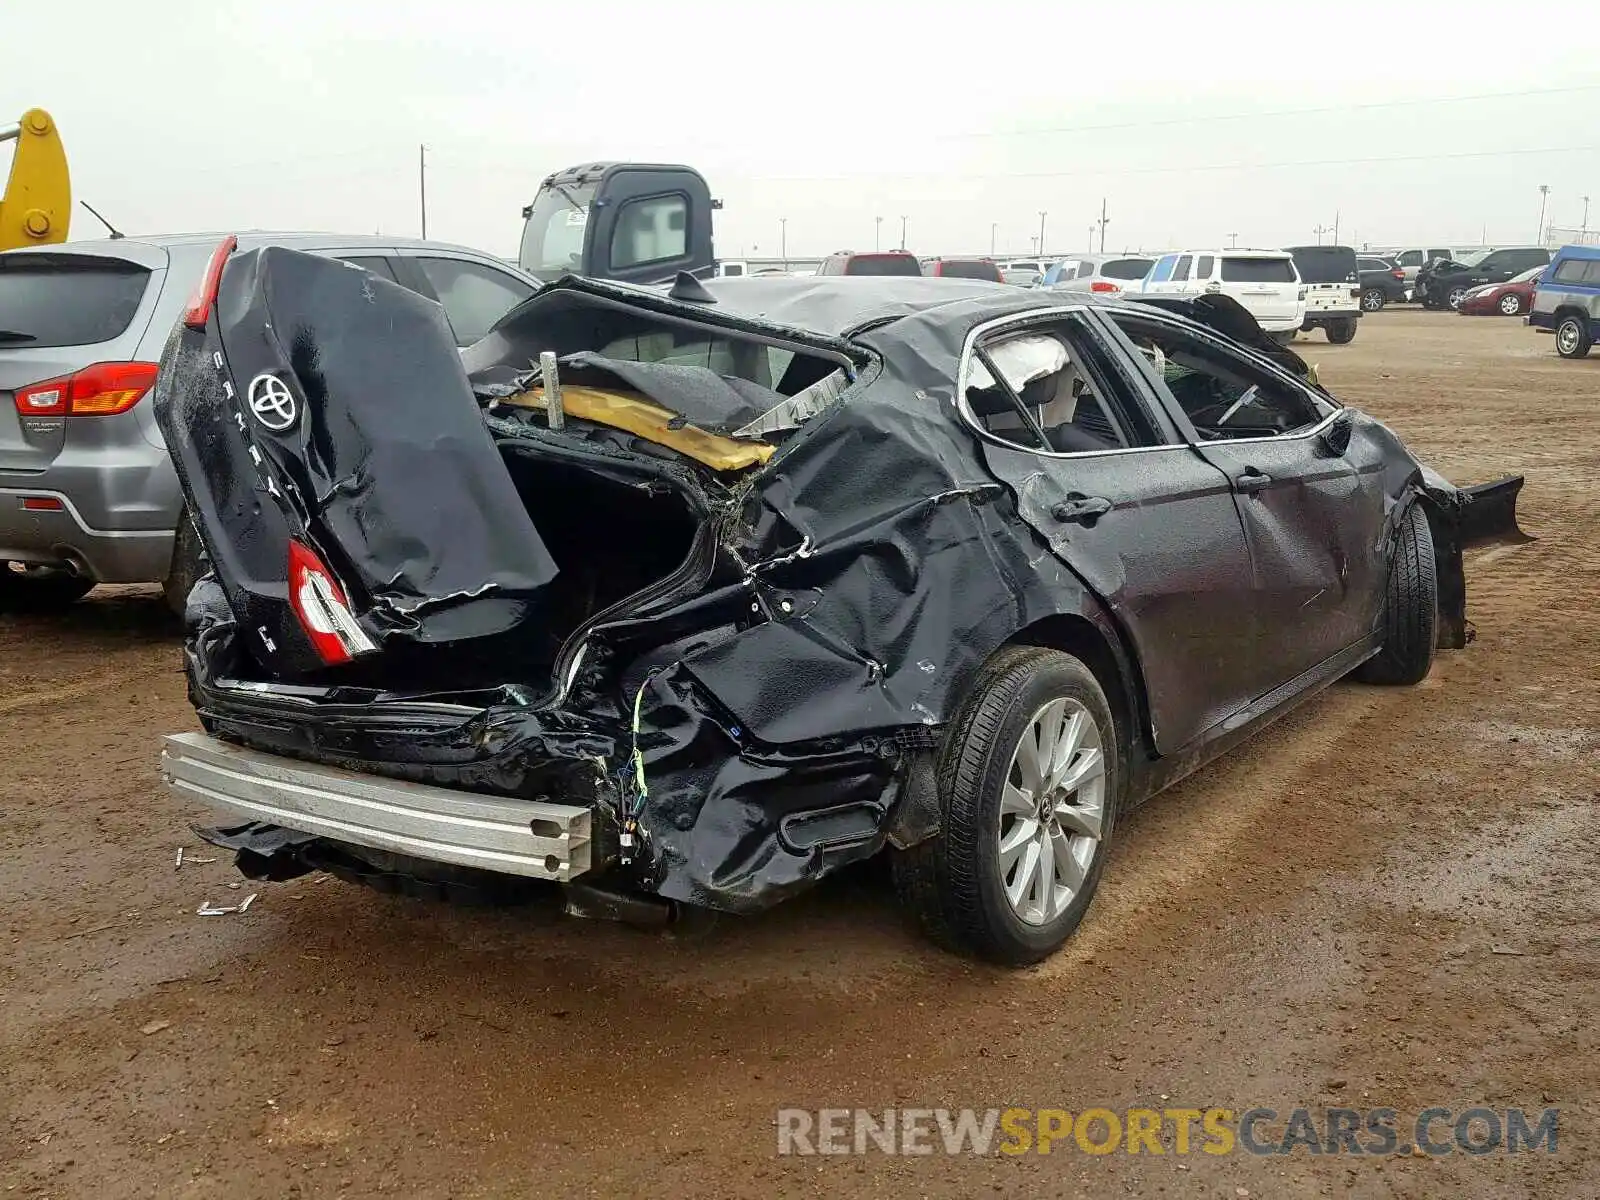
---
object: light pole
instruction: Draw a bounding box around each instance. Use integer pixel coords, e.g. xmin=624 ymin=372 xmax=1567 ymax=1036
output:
xmin=1313 ymin=223 xmax=1331 ymax=245
xmin=1038 ymin=210 xmax=1047 ymax=259
xmin=991 ymin=223 xmax=998 ymax=257
xmin=1097 ymin=198 xmax=1108 ymax=253
xmin=899 ymin=215 xmax=907 ymax=251
xmin=780 ymin=218 xmax=787 ymax=270
xmin=1088 ymin=224 xmax=1096 ymax=252
xmin=1583 ymin=195 xmax=1592 ymax=240
xmin=1537 ymin=185 xmax=1551 ymax=244
xmin=875 ymin=215 xmax=882 ymax=252
xmin=1227 ymin=231 xmax=1239 ymax=248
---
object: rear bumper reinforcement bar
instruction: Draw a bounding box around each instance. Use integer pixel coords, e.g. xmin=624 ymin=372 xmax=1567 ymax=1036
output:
xmin=160 ymin=731 xmax=593 ymax=881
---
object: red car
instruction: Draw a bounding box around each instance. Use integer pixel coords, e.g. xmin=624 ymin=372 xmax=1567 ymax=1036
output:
xmin=1457 ymin=265 xmax=1547 ymax=316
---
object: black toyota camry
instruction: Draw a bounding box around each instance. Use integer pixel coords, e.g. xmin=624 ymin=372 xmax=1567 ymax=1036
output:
xmin=154 ymin=247 xmax=1522 ymax=964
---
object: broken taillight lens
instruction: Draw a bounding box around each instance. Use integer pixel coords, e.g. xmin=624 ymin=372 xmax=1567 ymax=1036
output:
xmin=287 ymin=539 xmax=376 ymax=665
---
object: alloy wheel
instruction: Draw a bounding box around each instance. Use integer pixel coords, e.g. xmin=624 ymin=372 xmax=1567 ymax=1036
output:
xmin=997 ymin=698 xmax=1107 ymax=925
xmin=1499 ymin=294 xmax=1522 ymax=315
xmin=1558 ymin=321 xmax=1581 ymax=355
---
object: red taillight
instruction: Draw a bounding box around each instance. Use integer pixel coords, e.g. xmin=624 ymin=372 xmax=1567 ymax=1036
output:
xmin=183 ymin=234 xmax=238 ymax=330
xmin=1089 ymin=280 xmax=1121 ymax=293
xmin=21 ymin=496 xmax=63 ymax=511
xmin=14 ymin=361 xmax=159 ymax=417
xmin=1392 ymin=269 xmax=1404 ymax=280
xmin=287 ymin=539 xmax=376 ymax=665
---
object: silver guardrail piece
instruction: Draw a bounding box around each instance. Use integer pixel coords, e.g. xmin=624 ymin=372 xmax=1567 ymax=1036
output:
xmin=160 ymin=731 xmax=592 ymax=881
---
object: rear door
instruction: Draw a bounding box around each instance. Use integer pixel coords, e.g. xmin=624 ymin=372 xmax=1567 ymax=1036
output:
xmin=0 ymin=245 xmax=166 ymax=474
xmin=1287 ymin=246 xmax=1359 ymax=314
xmin=960 ymin=309 xmax=1260 ymax=752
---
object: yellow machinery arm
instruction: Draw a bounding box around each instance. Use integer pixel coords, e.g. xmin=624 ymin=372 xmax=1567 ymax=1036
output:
xmin=0 ymin=108 xmax=71 ymax=251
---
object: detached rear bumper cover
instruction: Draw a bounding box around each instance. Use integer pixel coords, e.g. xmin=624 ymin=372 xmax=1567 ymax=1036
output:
xmin=161 ymin=731 xmax=593 ymax=881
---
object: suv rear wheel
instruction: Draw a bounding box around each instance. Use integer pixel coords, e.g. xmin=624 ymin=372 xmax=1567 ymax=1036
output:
xmin=1326 ymin=317 xmax=1358 ymax=344
xmin=0 ymin=563 xmax=96 ymax=611
xmin=163 ymin=514 xmax=207 ymax=618
xmin=893 ymin=645 xmax=1121 ymax=965
xmin=1360 ymin=288 xmax=1387 ymax=312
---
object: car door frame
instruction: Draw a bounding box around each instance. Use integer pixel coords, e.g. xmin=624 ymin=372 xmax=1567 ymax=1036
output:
xmin=393 ymin=247 xmax=540 ymax=347
xmin=1085 ymin=305 xmax=1389 ymax=694
xmin=956 ymin=304 xmax=1266 ymax=754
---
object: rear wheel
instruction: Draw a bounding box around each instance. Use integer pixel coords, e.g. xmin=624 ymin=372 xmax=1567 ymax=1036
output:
xmin=1326 ymin=317 xmax=1358 ymax=344
xmin=1360 ymin=288 xmax=1387 ymax=312
xmin=0 ymin=563 xmax=96 ymax=612
xmin=1355 ymin=503 xmax=1437 ymax=686
xmin=1498 ymin=292 xmax=1525 ymax=316
xmin=892 ymin=645 xmax=1121 ymax=965
xmin=1556 ymin=314 xmax=1592 ymax=359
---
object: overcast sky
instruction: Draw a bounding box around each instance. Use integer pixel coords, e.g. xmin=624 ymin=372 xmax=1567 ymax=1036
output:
xmin=8 ymin=1 xmax=1597 ymax=259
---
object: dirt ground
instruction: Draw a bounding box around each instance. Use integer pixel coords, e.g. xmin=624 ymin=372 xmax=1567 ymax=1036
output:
xmin=2 ymin=311 xmax=1597 ymax=1198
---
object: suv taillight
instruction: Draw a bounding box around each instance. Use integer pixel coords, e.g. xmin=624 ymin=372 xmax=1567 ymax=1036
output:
xmin=183 ymin=235 xmax=237 ymax=330
xmin=14 ymin=361 xmax=159 ymax=417
xmin=1089 ymin=280 xmax=1120 ymax=293
xmin=288 ymin=540 xmax=377 ymax=665
xmin=1392 ymin=268 xmax=1405 ymax=280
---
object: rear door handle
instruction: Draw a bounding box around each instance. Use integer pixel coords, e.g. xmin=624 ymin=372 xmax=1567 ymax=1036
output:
xmin=1235 ymin=469 xmax=1273 ymax=494
xmin=1051 ymin=495 xmax=1113 ymax=526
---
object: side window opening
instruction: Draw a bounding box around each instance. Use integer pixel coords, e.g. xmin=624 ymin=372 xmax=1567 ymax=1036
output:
xmin=1195 ymin=255 xmax=1215 ymax=280
xmin=1110 ymin=315 xmax=1331 ymax=441
xmin=964 ymin=326 xmax=1162 ymax=454
xmin=609 ymin=193 xmax=689 ymax=270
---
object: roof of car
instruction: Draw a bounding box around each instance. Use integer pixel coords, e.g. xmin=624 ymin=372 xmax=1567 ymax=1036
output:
xmin=692 ymin=275 xmax=1022 ymax=336
xmin=1555 ymin=244 xmax=1600 ymax=260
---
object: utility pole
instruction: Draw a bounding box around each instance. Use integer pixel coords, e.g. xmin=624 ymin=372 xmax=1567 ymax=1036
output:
xmin=1038 ymin=210 xmax=1047 ymax=259
xmin=1333 ymin=209 xmax=1340 ymax=245
xmin=780 ymin=218 xmax=787 ymax=270
xmin=1537 ymin=184 xmax=1551 ymax=245
xmin=1583 ymin=195 xmax=1592 ymax=240
xmin=875 ymin=215 xmax=882 ymax=252
xmin=1097 ymin=197 xmax=1108 ymax=253
xmin=899 ymin=215 xmax=907 ymax=251
xmin=991 ymin=222 xmax=998 ymax=257
xmin=1227 ymin=231 xmax=1239 ymax=248
xmin=418 ymin=144 xmax=428 ymax=239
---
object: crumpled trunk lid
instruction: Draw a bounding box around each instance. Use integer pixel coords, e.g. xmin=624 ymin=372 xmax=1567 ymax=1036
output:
xmin=154 ymin=246 xmax=559 ymax=678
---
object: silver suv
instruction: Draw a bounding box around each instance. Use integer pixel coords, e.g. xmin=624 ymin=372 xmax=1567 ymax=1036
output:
xmin=0 ymin=232 xmax=538 ymax=611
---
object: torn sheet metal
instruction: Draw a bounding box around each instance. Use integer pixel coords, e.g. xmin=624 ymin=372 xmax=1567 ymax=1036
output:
xmin=162 ymin=272 xmax=1512 ymax=916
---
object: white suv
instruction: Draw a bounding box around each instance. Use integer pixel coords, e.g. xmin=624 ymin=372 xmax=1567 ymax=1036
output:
xmin=1137 ymin=250 xmax=1306 ymax=343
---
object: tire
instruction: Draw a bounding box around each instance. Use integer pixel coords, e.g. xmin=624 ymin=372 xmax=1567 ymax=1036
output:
xmin=1355 ymin=503 xmax=1438 ymax=686
xmin=0 ymin=563 xmax=96 ymax=612
xmin=163 ymin=513 xmax=207 ymax=618
xmin=1326 ymin=317 xmax=1358 ymax=344
xmin=1498 ymin=293 xmax=1524 ymax=316
xmin=1360 ymin=288 xmax=1386 ymax=312
xmin=1556 ymin=314 xmax=1592 ymax=359
xmin=1446 ymin=286 xmax=1468 ymax=310
xmin=892 ymin=645 xmax=1122 ymax=965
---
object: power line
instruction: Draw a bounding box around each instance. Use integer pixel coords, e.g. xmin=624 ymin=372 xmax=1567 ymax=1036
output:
xmin=947 ymin=84 xmax=1600 ymax=140
xmin=752 ymin=144 xmax=1600 ymax=184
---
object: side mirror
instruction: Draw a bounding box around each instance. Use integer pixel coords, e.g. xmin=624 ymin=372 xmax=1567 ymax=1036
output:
xmin=1317 ymin=409 xmax=1353 ymax=457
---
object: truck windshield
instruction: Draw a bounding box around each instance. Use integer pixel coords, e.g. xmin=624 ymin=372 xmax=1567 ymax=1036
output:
xmin=519 ymin=183 xmax=598 ymax=276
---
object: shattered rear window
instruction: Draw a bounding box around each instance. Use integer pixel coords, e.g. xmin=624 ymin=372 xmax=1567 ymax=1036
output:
xmin=602 ymin=331 xmax=798 ymax=392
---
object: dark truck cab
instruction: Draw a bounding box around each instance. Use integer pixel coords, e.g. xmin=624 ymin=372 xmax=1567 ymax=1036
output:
xmin=518 ymin=162 xmax=719 ymax=284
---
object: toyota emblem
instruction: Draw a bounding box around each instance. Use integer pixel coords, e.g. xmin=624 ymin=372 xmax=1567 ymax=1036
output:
xmin=247 ymin=373 xmax=299 ymax=432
